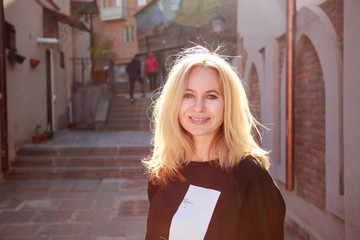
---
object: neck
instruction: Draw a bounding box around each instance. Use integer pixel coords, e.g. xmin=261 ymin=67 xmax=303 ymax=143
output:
xmin=192 ymin=136 xmax=217 ymax=162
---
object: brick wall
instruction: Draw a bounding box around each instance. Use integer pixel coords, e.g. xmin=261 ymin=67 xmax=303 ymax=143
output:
xmin=249 ymin=64 xmax=262 ymax=123
xmin=248 ymin=64 xmax=262 ymax=144
xmin=277 ymin=35 xmax=286 ymax=85
xmin=320 ymin=0 xmax=344 ymax=53
xmin=92 ymin=0 xmax=149 ymax=64
xmin=294 ymin=36 xmax=326 ymax=210
xmin=236 ymin=36 xmax=248 ymax=79
xmin=137 ymin=0 xmax=237 ymax=57
xmin=277 ymin=35 xmax=286 ymax=149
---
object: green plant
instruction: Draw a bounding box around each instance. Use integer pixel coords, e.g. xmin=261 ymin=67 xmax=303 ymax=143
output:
xmin=45 ymin=123 xmax=54 ymax=140
xmin=88 ymin=32 xmax=115 ymax=70
xmin=34 ymin=125 xmax=42 ymax=136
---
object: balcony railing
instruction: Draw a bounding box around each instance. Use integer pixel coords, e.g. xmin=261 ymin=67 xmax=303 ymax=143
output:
xmin=70 ymin=57 xmax=115 ymax=88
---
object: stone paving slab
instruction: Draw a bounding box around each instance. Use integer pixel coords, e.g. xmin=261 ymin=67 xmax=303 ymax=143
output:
xmin=0 ymin=178 xmax=147 ymax=240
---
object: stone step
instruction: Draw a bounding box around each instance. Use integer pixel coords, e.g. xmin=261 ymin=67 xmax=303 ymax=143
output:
xmin=12 ymin=155 xmax=147 ymax=167
xmin=109 ymin=105 xmax=151 ymax=110
xmin=106 ymin=114 xmax=150 ymax=121
xmin=102 ymin=125 xmax=151 ymax=131
xmin=8 ymin=145 xmax=151 ymax=179
xmin=107 ymin=106 xmax=151 ymax=112
xmin=6 ymin=166 xmax=147 ymax=179
xmin=105 ymin=125 xmax=150 ymax=131
xmin=114 ymin=82 xmax=147 ymax=92
xmin=107 ymin=110 xmax=150 ymax=116
xmin=16 ymin=146 xmax=151 ymax=157
xmin=106 ymin=118 xmax=150 ymax=125
xmin=109 ymin=99 xmax=152 ymax=105
xmin=105 ymin=95 xmax=152 ymax=131
xmin=106 ymin=115 xmax=151 ymax=120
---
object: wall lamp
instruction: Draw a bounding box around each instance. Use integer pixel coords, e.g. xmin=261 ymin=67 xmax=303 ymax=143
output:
xmin=7 ymin=50 xmax=25 ymax=64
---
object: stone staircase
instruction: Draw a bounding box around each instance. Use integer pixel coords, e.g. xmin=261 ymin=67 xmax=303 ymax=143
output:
xmin=6 ymin=81 xmax=154 ymax=180
xmin=104 ymin=96 xmax=152 ymax=131
xmin=102 ymin=80 xmax=153 ymax=131
xmin=114 ymin=80 xmax=149 ymax=94
xmin=6 ymin=145 xmax=150 ymax=179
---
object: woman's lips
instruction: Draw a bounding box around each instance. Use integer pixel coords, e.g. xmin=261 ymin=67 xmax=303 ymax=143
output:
xmin=189 ymin=116 xmax=209 ymax=124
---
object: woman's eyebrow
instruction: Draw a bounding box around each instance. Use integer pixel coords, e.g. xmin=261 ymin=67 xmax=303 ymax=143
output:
xmin=206 ymin=90 xmax=221 ymax=95
xmin=185 ymin=89 xmax=221 ymax=95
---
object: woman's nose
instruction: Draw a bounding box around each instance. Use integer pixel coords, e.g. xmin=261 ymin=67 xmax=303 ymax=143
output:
xmin=193 ymin=97 xmax=206 ymax=112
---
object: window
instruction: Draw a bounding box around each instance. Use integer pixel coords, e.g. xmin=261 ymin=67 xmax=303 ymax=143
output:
xmin=5 ymin=21 xmax=16 ymax=51
xmin=138 ymin=0 xmax=146 ymax=6
xmin=123 ymin=26 xmax=134 ymax=43
xmin=102 ymin=0 xmax=122 ymax=8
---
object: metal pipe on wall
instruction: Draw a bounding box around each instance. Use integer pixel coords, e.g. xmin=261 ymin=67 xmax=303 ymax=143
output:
xmin=0 ymin=0 xmax=9 ymax=173
xmin=286 ymin=0 xmax=296 ymax=191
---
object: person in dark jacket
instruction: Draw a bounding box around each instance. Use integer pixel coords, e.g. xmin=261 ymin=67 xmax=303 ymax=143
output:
xmin=142 ymin=46 xmax=286 ymax=240
xmin=126 ymin=54 xmax=145 ymax=103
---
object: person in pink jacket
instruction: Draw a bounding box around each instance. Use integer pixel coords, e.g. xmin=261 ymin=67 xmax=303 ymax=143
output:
xmin=145 ymin=52 xmax=159 ymax=91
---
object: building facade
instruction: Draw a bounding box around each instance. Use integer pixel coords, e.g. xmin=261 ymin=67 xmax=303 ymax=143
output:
xmin=135 ymin=0 xmax=237 ymax=83
xmin=91 ymin=0 xmax=150 ymax=82
xmin=1 ymin=0 xmax=93 ymax=175
xmin=235 ymin=0 xmax=360 ymax=239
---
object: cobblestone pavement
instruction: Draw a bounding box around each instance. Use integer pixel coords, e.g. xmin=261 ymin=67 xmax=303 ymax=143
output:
xmin=0 ymin=178 xmax=148 ymax=240
xmin=0 ymin=130 xmax=299 ymax=239
xmin=0 ymin=178 xmax=299 ymax=240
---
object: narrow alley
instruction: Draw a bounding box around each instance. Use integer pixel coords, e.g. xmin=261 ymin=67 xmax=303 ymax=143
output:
xmin=0 ymin=92 xmax=299 ymax=239
xmin=0 ymin=129 xmax=299 ymax=240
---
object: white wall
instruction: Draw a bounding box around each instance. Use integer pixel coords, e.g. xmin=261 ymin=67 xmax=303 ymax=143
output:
xmin=237 ymin=0 xmax=286 ymax=52
xmin=237 ymin=0 xmax=360 ymax=239
xmin=343 ymin=0 xmax=360 ymax=238
xmin=5 ymin=0 xmax=48 ymax=160
xmin=3 ymin=0 xmax=88 ymax=162
xmin=236 ymin=0 xmax=328 ymax=52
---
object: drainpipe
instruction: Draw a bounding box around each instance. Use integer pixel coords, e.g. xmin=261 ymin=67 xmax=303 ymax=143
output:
xmin=0 ymin=0 xmax=9 ymax=173
xmin=286 ymin=0 xmax=296 ymax=191
xmin=90 ymin=13 xmax=94 ymax=80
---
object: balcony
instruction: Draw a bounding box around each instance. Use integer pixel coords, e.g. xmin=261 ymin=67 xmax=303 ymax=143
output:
xmin=100 ymin=0 xmax=127 ymax=21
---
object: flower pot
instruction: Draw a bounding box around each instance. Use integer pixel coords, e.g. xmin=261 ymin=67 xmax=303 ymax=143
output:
xmin=46 ymin=131 xmax=54 ymax=140
xmin=32 ymin=135 xmax=41 ymax=144
xmin=41 ymin=134 xmax=48 ymax=141
xmin=68 ymin=122 xmax=75 ymax=130
xmin=30 ymin=59 xmax=40 ymax=68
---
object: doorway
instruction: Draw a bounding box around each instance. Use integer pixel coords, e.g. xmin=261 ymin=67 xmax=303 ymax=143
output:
xmin=46 ymin=50 xmax=54 ymax=131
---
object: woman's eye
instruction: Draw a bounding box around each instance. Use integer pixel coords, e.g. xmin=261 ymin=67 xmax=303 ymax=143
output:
xmin=206 ymin=94 xmax=218 ymax=99
xmin=184 ymin=93 xmax=194 ymax=98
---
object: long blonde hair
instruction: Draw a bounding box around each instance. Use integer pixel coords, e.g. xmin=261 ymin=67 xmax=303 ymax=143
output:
xmin=143 ymin=46 xmax=269 ymax=185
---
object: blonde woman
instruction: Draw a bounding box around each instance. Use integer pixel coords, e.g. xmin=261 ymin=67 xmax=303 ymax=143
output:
xmin=143 ymin=46 xmax=285 ymax=240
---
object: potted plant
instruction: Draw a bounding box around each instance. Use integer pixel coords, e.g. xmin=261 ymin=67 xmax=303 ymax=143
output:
xmin=45 ymin=123 xmax=54 ymax=140
xmin=41 ymin=132 xmax=48 ymax=141
xmin=32 ymin=125 xmax=42 ymax=144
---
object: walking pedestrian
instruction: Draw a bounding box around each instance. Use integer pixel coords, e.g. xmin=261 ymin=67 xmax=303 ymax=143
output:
xmin=143 ymin=46 xmax=286 ymax=240
xmin=126 ymin=54 xmax=145 ymax=103
xmin=145 ymin=52 xmax=159 ymax=91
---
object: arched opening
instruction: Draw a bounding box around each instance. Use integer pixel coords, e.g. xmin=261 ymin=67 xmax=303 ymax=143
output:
xmin=294 ymin=35 xmax=326 ymax=210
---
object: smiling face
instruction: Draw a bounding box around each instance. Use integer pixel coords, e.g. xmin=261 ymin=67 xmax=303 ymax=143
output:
xmin=178 ymin=67 xmax=224 ymax=143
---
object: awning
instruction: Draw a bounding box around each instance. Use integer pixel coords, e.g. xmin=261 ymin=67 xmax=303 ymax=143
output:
xmin=71 ymin=0 xmax=99 ymax=15
xmin=44 ymin=6 xmax=90 ymax=32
